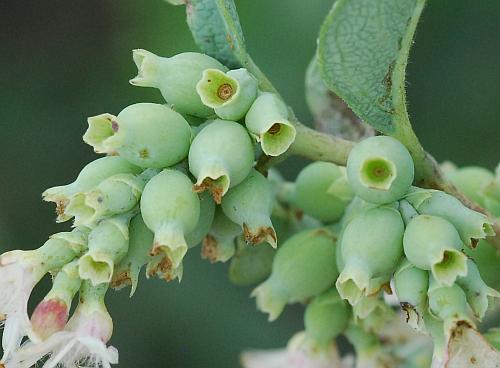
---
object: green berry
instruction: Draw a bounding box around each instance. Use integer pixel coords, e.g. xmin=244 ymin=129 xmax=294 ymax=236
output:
xmin=189 ymin=119 xmax=254 ymax=203
xmin=130 ymin=49 xmax=226 ymax=117
xmin=84 ymin=103 xmax=192 ymax=169
xmin=42 ymin=156 xmax=141 ymax=222
xmin=252 ymin=228 xmax=337 ymax=321
xmin=346 ymin=136 xmax=414 ymax=204
xmin=196 ymin=68 xmax=258 ymax=121
xmin=304 ymin=289 xmax=350 ymax=345
xmin=406 ymin=188 xmax=494 ymax=247
xmin=228 ymin=239 xmax=275 ymax=286
xmin=201 ymin=208 xmax=240 ymax=263
xmin=336 ymin=206 xmax=404 ymax=305
xmin=78 ymin=215 xmax=131 ymax=286
xmin=245 ymin=93 xmax=296 ymax=156
xmin=464 ymin=240 xmax=500 ymax=290
xmin=446 ymin=166 xmax=494 ymax=208
xmin=294 ymin=162 xmax=353 ymax=223
xmin=111 ymin=213 xmax=154 ymax=296
xmin=140 ymin=169 xmax=200 ymax=269
xmin=221 ymin=170 xmax=277 ymax=247
xmin=403 ymin=215 xmax=467 ymax=286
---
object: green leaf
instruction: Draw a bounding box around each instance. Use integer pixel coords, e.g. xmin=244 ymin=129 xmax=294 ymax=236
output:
xmin=182 ymin=0 xmax=248 ymax=68
xmin=317 ymin=0 xmax=426 ymax=135
xmin=305 ymin=55 xmax=374 ymax=141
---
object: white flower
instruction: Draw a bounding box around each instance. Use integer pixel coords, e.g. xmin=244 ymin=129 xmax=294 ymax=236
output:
xmin=241 ymin=332 xmax=351 ymax=368
xmin=7 ymin=285 xmax=118 ymax=368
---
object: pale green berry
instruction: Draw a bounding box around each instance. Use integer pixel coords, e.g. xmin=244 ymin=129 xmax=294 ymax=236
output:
xmin=111 ymin=214 xmax=154 ymax=296
xmin=42 ymin=156 xmax=141 ymax=222
xmin=185 ymin=191 xmax=216 ymax=249
xmin=201 ymin=208 xmax=240 ymax=263
xmin=78 ymin=215 xmax=131 ymax=286
xmin=336 ymin=206 xmax=404 ymax=305
xmin=346 ymin=136 xmax=414 ymax=204
xmin=304 ymin=289 xmax=350 ymax=345
xmin=188 ymin=119 xmax=254 ymax=203
xmin=394 ymin=259 xmax=429 ymax=329
xmin=245 ymin=93 xmax=296 ymax=156
xmin=221 ymin=169 xmax=277 ymax=247
xmin=140 ymin=169 xmax=200 ymax=269
xmin=252 ymin=228 xmax=337 ymax=321
xmin=228 ymin=238 xmax=275 ymax=286
xmin=293 ymin=162 xmax=353 ymax=223
xmin=446 ymin=166 xmax=494 ymax=208
xmin=456 ymin=258 xmax=499 ymax=321
xmin=428 ymin=276 xmax=475 ymax=335
xmin=130 ymin=49 xmax=226 ymax=117
xmin=84 ymin=103 xmax=192 ymax=169
xmin=196 ymin=68 xmax=258 ymax=121
xmin=406 ymin=188 xmax=494 ymax=247
xmin=464 ymin=240 xmax=500 ymax=290
xmin=66 ymin=172 xmax=149 ymax=227
xmin=403 ymin=215 xmax=467 ymax=286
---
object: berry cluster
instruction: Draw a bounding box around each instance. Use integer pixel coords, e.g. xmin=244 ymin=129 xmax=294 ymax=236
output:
xmin=0 ymin=48 xmax=498 ymax=368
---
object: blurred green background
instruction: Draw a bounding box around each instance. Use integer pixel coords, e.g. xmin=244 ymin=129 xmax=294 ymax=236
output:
xmin=1 ymin=1 xmax=499 ymax=367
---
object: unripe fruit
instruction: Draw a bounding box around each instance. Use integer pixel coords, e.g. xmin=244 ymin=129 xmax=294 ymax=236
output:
xmin=346 ymin=136 xmax=414 ymax=204
xmin=336 ymin=206 xmax=404 ymax=305
xmin=221 ymin=170 xmax=277 ymax=247
xmin=140 ymin=170 xmax=200 ymax=269
xmin=456 ymin=258 xmax=499 ymax=320
xmin=403 ymin=215 xmax=467 ymax=286
xmin=130 ymin=49 xmax=226 ymax=117
xmin=304 ymin=289 xmax=350 ymax=345
xmin=43 ymin=156 xmax=141 ymax=222
xmin=30 ymin=260 xmax=81 ymax=342
xmin=245 ymin=93 xmax=297 ymax=157
xmin=228 ymin=239 xmax=275 ymax=286
xmin=188 ymin=119 xmax=254 ymax=203
xmin=111 ymin=214 xmax=154 ymax=296
xmin=405 ymin=188 xmax=494 ymax=247
xmin=294 ymin=162 xmax=353 ymax=223
xmin=185 ymin=191 xmax=216 ymax=249
xmin=252 ymin=228 xmax=337 ymax=321
xmin=202 ymin=208 xmax=240 ymax=263
xmin=464 ymin=240 xmax=500 ymax=290
xmin=79 ymin=216 xmax=131 ymax=286
xmin=84 ymin=103 xmax=192 ymax=168
xmin=66 ymin=172 xmax=150 ymax=227
xmin=196 ymin=68 xmax=258 ymax=121
xmin=446 ymin=166 xmax=494 ymax=208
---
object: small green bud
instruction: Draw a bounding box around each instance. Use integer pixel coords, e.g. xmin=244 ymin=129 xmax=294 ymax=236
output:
xmin=293 ymin=162 xmax=354 ymax=223
xmin=428 ymin=277 xmax=475 ymax=336
xmin=252 ymin=228 xmax=337 ymax=321
xmin=201 ymin=208 xmax=240 ymax=263
xmin=403 ymin=215 xmax=467 ymax=286
xmin=304 ymin=289 xmax=350 ymax=345
xmin=406 ymin=188 xmax=494 ymax=247
xmin=228 ymin=238 xmax=275 ymax=286
xmin=245 ymin=93 xmax=296 ymax=156
xmin=78 ymin=216 xmax=131 ymax=286
xmin=456 ymin=258 xmax=499 ymax=321
xmin=42 ymin=156 xmax=141 ymax=222
xmin=130 ymin=49 xmax=226 ymax=117
xmin=196 ymin=68 xmax=258 ymax=121
xmin=66 ymin=172 xmax=148 ymax=227
xmin=446 ymin=166 xmax=494 ymax=208
xmin=394 ymin=259 xmax=429 ymax=329
xmin=140 ymin=169 xmax=200 ymax=268
xmin=336 ymin=206 xmax=404 ymax=305
xmin=111 ymin=214 xmax=154 ymax=296
xmin=188 ymin=119 xmax=254 ymax=203
xmin=185 ymin=191 xmax=216 ymax=249
xmin=221 ymin=170 xmax=277 ymax=247
xmin=84 ymin=103 xmax=192 ymax=168
xmin=346 ymin=136 xmax=414 ymax=204
xmin=30 ymin=260 xmax=81 ymax=341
